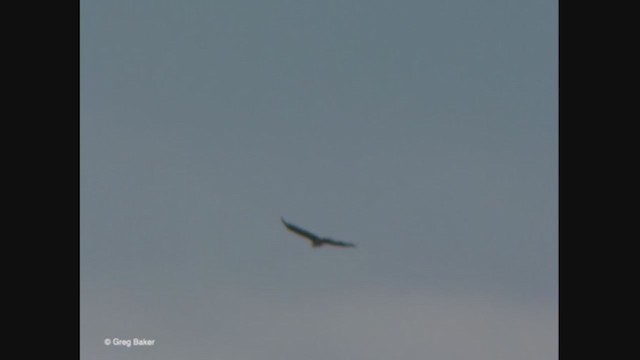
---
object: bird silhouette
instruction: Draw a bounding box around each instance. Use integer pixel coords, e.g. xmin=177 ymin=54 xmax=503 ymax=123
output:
xmin=281 ymin=217 xmax=356 ymax=248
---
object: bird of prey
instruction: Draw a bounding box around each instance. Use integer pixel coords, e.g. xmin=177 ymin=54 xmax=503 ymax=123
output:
xmin=281 ymin=217 xmax=356 ymax=248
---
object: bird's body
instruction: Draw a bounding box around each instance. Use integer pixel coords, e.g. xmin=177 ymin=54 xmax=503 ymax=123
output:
xmin=281 ymin=217 xmax=356 ymax=248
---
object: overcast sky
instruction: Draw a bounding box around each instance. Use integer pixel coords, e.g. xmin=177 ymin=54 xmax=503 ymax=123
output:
xmin=81 ymin=0 xmax=558 ymax=359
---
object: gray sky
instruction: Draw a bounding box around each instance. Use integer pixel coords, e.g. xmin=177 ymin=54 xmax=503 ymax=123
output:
xmin=81 ymin=0 xmax=558 ymax=359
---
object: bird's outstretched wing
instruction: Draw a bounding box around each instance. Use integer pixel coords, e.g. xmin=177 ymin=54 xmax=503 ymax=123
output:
xmin=321 ymin=238 xmax=356 ymax=248
xmin=281 ymin=217 xmax=322 ymax=243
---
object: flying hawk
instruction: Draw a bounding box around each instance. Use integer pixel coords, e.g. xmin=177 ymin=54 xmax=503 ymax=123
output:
xmin=281 ymin=217 xmax=356 ymax=248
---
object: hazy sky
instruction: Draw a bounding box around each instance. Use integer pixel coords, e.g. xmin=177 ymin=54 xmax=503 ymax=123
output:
xmin=81 ymin=0 xmax=558 ymax=359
